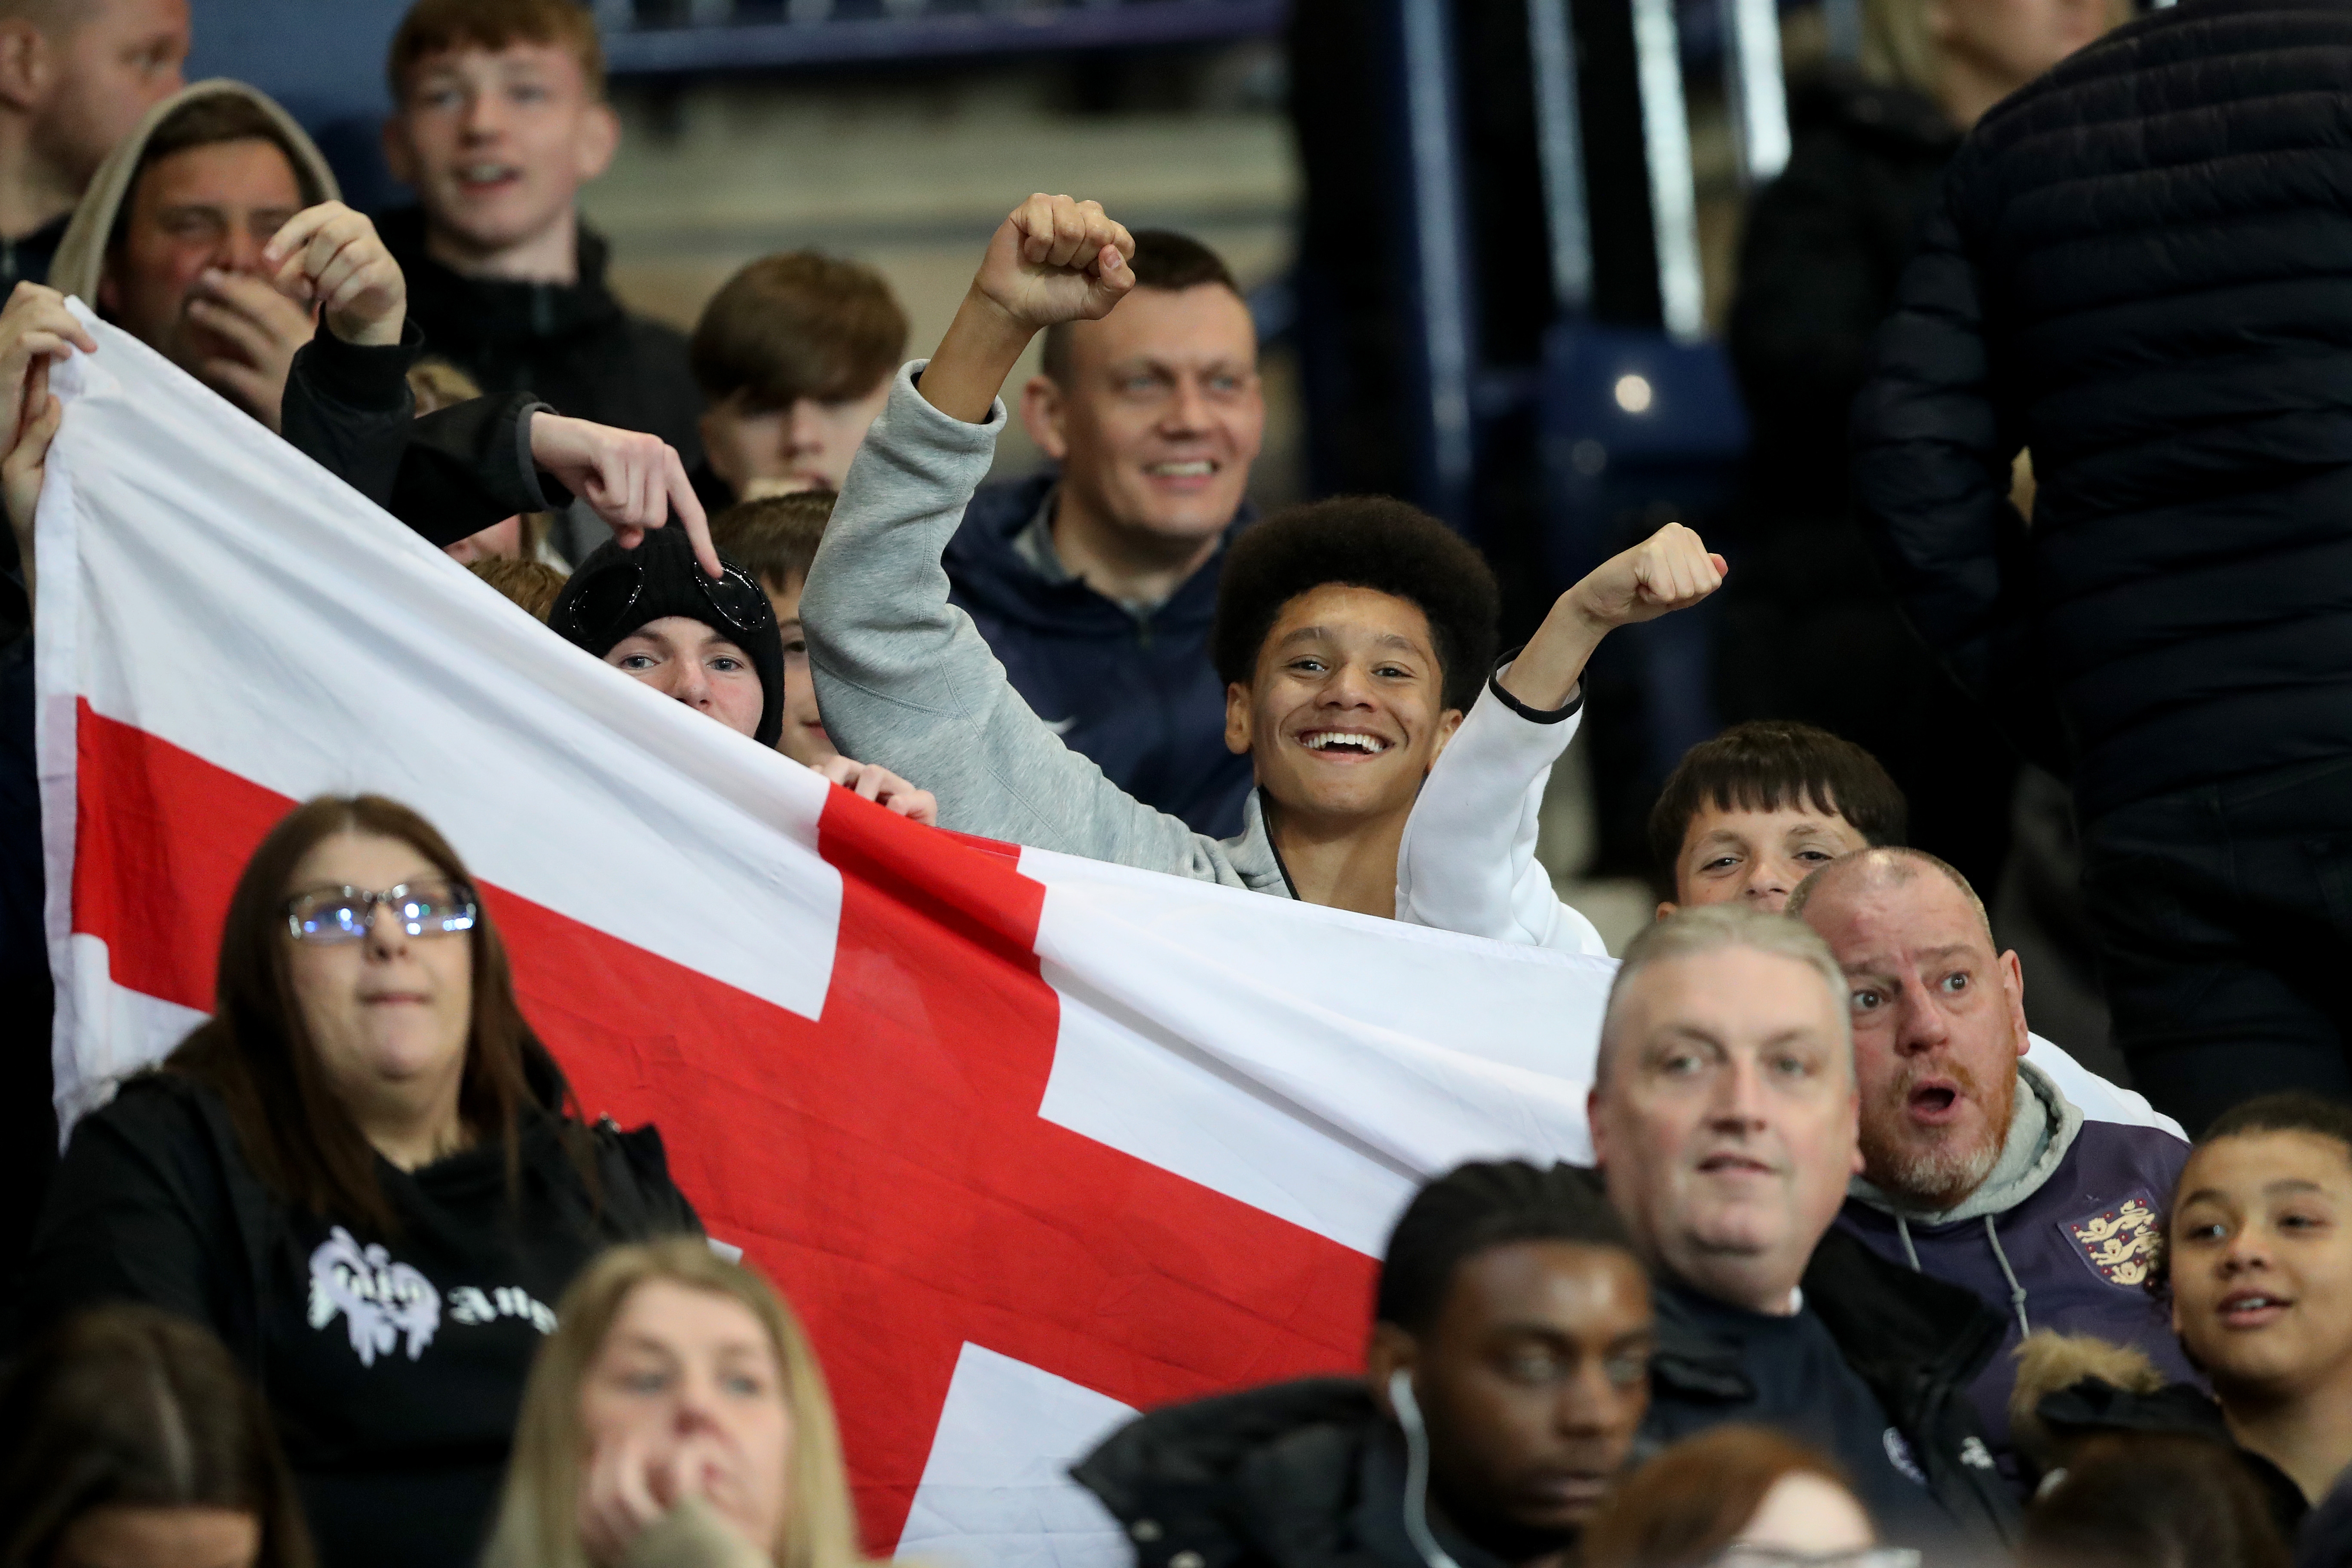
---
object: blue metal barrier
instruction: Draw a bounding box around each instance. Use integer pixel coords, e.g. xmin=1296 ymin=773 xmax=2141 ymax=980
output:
xmin=596 ymin=0 xmax=1289 ymax=74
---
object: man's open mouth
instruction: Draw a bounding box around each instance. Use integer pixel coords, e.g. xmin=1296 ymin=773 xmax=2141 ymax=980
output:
xmin=1907 ymin=1083 xmax=1963 ymax=1123
xmin=1144 ymin=459 xmax=1216 ymax=478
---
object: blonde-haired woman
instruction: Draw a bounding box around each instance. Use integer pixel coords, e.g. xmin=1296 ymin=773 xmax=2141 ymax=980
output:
xmin=484 ymin=1238 xmax=866 ymax=1568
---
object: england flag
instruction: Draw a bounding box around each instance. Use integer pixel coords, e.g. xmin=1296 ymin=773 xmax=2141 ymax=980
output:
xmin=31 ymin=308 xmax=2171 ymax=1565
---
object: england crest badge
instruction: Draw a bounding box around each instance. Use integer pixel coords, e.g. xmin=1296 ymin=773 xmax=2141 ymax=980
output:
xmin=2063 ymin=1197 xmax=2159 ymax=1288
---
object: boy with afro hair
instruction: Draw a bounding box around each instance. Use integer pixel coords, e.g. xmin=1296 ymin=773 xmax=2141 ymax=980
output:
xmin=802 ymin=193 xmax=1710 ymax=925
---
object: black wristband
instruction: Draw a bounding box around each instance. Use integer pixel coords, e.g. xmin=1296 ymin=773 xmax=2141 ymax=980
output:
xmin=1486 ymin=646 xmax=1583 ymax=724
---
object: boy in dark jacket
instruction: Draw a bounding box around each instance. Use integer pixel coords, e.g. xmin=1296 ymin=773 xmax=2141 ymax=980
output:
xmin=1074 ymin=1161 xmax=1654 ymax=1568
xmin=945 ymin=229 xmax=1262 ymax=839
xmin=378 ymin=0 xmax=704 ymax=566
xmin=1852 ymin=0 xmax=2352 ymax=1133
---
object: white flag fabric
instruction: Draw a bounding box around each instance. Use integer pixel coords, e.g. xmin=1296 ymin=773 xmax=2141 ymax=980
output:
xmin=33 ymin=309 xmax=2180 ymax=1566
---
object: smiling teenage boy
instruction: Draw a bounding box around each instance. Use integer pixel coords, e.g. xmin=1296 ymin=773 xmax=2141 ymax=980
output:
xmin=377 ymin=0 xmax=702 ymax=547
xmin=802 ymin=194 xmax=1514 ymax=916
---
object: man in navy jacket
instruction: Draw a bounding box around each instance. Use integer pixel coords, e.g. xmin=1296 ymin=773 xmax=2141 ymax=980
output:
xmin=944 ymin=230 xmax=1261 ymax=839
xmin=1790 ymin=848 xmax=2192 ymax=1485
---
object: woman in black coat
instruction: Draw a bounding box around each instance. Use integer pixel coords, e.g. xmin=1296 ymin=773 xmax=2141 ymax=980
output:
xmin=18 ymin=793 xmax=701 ymax=1568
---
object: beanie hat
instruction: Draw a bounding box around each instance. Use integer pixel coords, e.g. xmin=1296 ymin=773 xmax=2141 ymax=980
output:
xmin=551 ymin=527 xmax=786 ymax=747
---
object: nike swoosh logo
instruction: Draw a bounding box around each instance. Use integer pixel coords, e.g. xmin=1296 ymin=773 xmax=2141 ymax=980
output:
xmin=1041 ymin=717 xmax=1078 ymax=736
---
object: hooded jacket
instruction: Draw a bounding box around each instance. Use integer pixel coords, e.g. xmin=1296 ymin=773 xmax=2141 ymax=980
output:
xmin=1072 ymin=1379 xmax=1514 ymax=1568
xmin=1836 ymin=1061 xmax=2193 ymax=1474
xmin=31 ymin=77 xmax=564 ymax=551
xmin=945 ymin=472 xmax=1256 ymax=840
xmin=16 ymin=1060 xmax=700 ymax=1568
xmin=48 ymin=79 xmax=340 ymax=305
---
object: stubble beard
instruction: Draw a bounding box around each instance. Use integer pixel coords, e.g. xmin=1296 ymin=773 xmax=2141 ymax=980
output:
xmin=1861 ymin=1063 xmax=2015 ymax=1212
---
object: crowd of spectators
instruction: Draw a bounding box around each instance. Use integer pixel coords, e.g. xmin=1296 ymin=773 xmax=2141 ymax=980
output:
xmin=3 ymin=0 xmax=2352 ymax=1565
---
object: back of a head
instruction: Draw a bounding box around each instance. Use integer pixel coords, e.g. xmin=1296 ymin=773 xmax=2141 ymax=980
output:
xmin=1211 ymin=495 xmax=1498 ymax=715
xmin=1580 ymin=1426 xmax=1853 ymax=1568
xmin=1376 ymin=1160 xmax=1637 ymax=1332
xmin=2021 ymin=1434 xmax=2289 ymax=1568
xmin=1597 ymin=903 xmax=1850 ymax=1084
xmin=691 ymin=254 xmax=908 ymax=410
xmin=710 ymin=492 xmax=836 ymax=595
xmin=469 ymin=557 xmax=567 ymax=623
xmin=0 ymin=1305 xmax=312 ymax=1568
xmin=1647 ymin=720 xmax=1907 ymax=884
xmin=1039 ymin=229 xmax=1242 ymax=383
xmin=409 ymin=357 xmax=484 ymax=416
xmin=389 ymin=0 xmax=606 ymax=103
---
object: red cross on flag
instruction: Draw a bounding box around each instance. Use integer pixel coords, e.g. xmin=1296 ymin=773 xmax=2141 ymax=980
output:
xmin=32 ymin=312 xmax=2169 ymax=1566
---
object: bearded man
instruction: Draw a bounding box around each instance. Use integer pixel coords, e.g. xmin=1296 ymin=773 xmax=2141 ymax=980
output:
xmin=1788 ymin=848 xmax=2192 ymax=1482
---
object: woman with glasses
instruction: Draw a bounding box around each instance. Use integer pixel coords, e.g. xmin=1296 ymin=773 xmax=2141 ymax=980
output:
xmin=17 ymin=793 xmax=701 ymax=1568
xmin=1580 ymin=1425 xmax=1916 ymax=1568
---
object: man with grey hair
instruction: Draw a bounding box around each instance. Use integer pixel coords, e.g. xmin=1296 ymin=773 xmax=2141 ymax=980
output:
xmin=1589 ymin=905 xmax=2015 ymax=1548
xmin=1789 ymin=847 xmax=2192 ymax=1480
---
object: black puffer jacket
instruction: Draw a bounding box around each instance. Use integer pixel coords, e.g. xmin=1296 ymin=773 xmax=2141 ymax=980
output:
xmin=1731 ymin=66 xmax=1958 ymax=523
xmin=1071 ymin=1379 xmax=1511 ymax=1568
xmin=1853 ymin=0 xmax=2352 ymax=814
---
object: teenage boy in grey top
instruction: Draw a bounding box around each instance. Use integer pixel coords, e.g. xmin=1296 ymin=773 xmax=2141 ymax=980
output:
xmin=801 ymin=193 xmax=1706 ymax=927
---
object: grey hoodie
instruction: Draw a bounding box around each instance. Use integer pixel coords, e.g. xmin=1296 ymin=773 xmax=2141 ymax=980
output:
xmin=800 ymin=363 xmax=1294 ymax=892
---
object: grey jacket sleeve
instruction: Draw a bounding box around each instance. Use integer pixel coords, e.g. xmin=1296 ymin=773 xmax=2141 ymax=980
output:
xmin=799 ymin=364 xmax=1251 ymax=888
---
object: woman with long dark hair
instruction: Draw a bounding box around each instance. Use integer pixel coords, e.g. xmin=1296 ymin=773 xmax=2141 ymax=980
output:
xmin=18 ymin=795 xmax=700 ymax=1568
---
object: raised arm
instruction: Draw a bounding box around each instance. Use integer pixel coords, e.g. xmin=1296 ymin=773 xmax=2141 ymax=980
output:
xmin=800 ymin=197 xmax=1276 ymax=884
xmin=265 ymin=202 xmax=723 ymax=576
xmin=1396 ymin=522 xmax=1721 ymax=951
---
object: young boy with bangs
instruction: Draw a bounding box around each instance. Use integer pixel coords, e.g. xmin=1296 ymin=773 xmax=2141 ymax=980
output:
xmin=689 ymin=252 xmax=907 ymax=511
xmin=377 ymin=0 xmax=704 ymax=560
xmin=799 ymin=194 xmax=1714 ymax=926
xmin=1647 ymin=720 xmax=1906 ymax=916
xmin=1395 ymin=647 xmax=1907 ymax=944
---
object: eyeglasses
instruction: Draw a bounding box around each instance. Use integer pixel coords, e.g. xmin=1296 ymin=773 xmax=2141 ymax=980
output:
xmin=284 ymin=881 xmax=479 ymax=945
xmin=554 ymin=547 xmax=771 ymax=647
xmin=1710 ymin=1548 xmax=1922 ymax=1568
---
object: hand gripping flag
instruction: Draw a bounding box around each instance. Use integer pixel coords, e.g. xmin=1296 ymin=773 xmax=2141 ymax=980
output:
xmin=32 ymin=312 xmax=2178 ymax=1565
